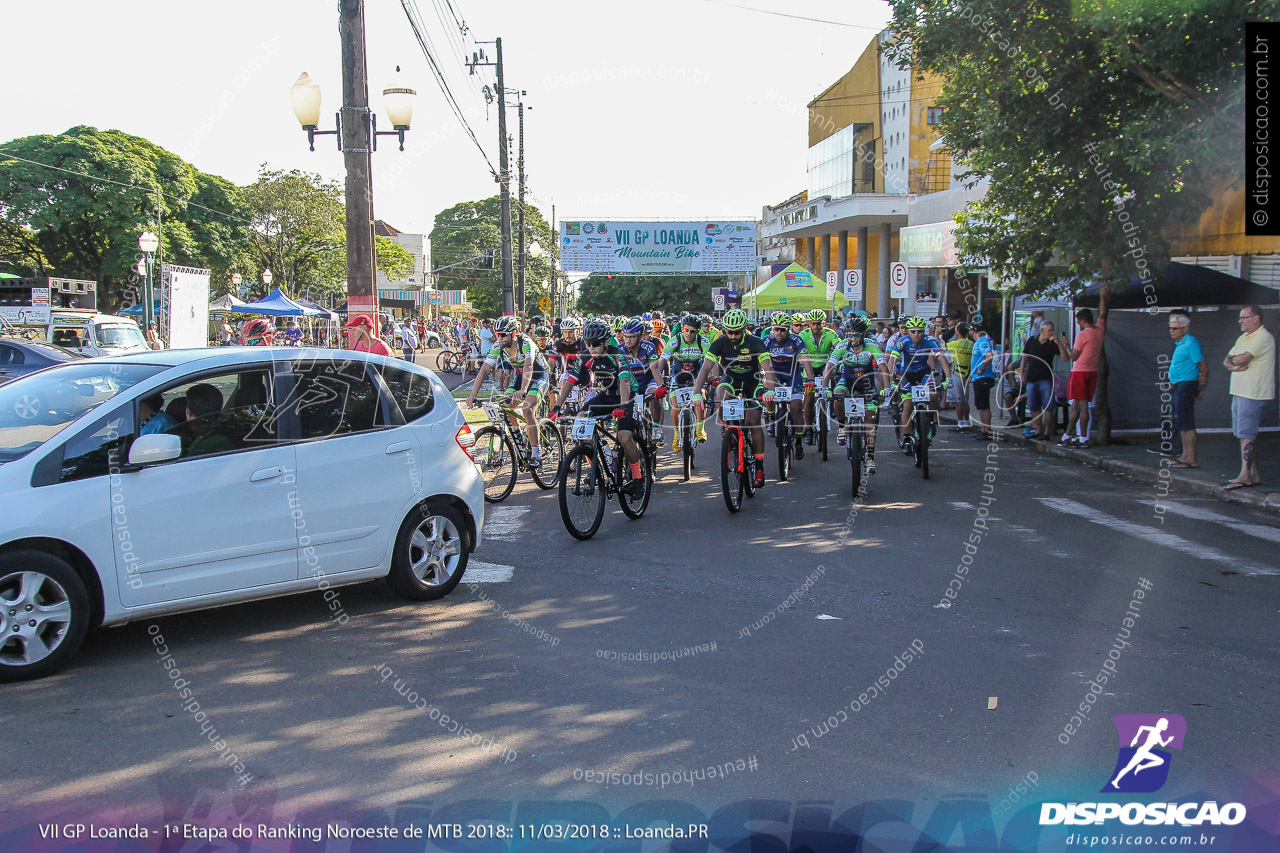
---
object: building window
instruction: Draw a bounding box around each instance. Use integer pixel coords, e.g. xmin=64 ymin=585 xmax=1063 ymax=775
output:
xmin=927 ymin=106 xmax=943 ymax=125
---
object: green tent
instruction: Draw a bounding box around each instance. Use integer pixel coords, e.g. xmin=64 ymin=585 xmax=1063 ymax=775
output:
xmin=744 ymin=262 xmax=849 ymax=313
xmin=0 ymin=272 xmax=20 ymax=279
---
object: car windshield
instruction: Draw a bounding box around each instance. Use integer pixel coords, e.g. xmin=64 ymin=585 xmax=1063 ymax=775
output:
xmin=0 ymin=362 xmax=163 ymax=462
xmin=23 ymin=342 xmax=83 ymax=362
xmin=96 ymin=324 xmax=147 ymax=349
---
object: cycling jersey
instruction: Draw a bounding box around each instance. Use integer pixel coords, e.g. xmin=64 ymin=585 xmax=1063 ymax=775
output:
xmin=621 ymin=339 xmax=659 ymax=391
xmin=801 ymin=327 xmax=841 ymax=370
xmin=763 ymin=332 xmax=807 ymax=385
xmin=708 ymin=332 xmax=770 ymax=376
xmin=549 ymin=338 xmax=584 ymax=368
xmin=890 ymin=334 xmax=944 ymax=375
xmin=664 ymin=333 xmax=711 ymax=383
xmin=830 ymin=341 xmax=885 ymax=394
xmin=484 ymin=334 xmax=549 ymax=375
xmin=563 ymin=345 xmax=638 ymax=396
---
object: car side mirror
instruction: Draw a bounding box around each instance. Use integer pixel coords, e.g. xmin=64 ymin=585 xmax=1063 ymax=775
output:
xmin=128 ymin=433 xmax=182 ymax=466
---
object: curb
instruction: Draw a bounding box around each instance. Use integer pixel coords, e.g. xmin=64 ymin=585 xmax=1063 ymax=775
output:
xmin=937 ymin=414 xmax=1280 ymax=516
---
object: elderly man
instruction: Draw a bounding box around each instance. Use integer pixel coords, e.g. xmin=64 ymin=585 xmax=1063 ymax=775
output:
xmin=1164 ymin=312 xmax=1209 ymax=468
xmin=1222 ymin=305 xmax=1276 ymax=490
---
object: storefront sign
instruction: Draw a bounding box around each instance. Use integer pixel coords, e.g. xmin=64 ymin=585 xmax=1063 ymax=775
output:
xmin=900 ymin=220 xmax=960 ymax=268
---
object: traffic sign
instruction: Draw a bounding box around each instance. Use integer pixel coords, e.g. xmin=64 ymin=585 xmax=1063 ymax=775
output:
xmin=713 ymin=292 xmax=726 ymax=311
xmin=890 ymin=262 xmax=909 ymax=299
xmin=844 ymin=269 xmax=863 ymax=302
xmin=538 ymin=297 xmax=552 ymax=314
xmin=825 ymin=270 xmax=839 ymax=300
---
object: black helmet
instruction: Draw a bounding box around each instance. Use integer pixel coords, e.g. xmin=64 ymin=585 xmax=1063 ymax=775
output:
xmin=582 ymin=319 xmax=612 ymax=344
xmin=846 ymin=316 xmax=870 ymax=336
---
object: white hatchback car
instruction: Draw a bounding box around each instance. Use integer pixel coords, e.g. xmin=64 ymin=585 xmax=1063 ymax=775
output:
xmin=0 ymin=347 xmax=485 ymax=681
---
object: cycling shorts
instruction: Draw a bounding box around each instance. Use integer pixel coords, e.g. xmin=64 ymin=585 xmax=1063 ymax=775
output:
xmin=506 ymin=371 xmax=549 ymax=401
xmin=718 ymin=373 xmax=767 ymax=405
xmin=579 ymin=392 xmax=639 ymax=435
xmin=834 ymin=373 xmax=879 ymax=396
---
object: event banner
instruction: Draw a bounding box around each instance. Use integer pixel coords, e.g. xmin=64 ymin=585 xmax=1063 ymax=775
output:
xmin=163 ymin=265 xmax=210 ymax=349
xmin=560 ymin=221 xmax=756 ymax=273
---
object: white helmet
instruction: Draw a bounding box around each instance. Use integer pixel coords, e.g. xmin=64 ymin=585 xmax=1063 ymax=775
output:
xmin=493 ymin=316 xmax=520 ymax=335
xmin=561 ymin=317 xmax=582 ymax=331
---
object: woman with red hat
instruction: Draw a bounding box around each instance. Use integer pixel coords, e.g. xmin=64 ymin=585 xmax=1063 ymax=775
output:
xmin=344 ymin=314 xmax=394 ymax=356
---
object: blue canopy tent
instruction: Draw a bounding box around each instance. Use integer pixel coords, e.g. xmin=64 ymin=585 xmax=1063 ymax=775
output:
xmin=230 ymin=288 xmax=324 ymax=316
xmin=119 ymin=298 xmax=166 ymax=317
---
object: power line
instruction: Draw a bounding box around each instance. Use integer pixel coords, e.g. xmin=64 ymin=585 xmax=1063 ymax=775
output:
xmin=698 ymin=0 xmax=885 ymax=30
xmin=400 ymin=0 xmax=497 ymax=176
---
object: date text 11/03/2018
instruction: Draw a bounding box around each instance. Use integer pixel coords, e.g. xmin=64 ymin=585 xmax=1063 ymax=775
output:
xmin=457 ymin=823 xmax=711 ymax=840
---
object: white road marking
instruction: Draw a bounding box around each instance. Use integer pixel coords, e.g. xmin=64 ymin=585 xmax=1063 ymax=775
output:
xmin=948 ymin=501 xmax=975 ymax=510
xmin=484 ymin=505 xmax=529 ymax=541
xmin=815 ymin=614 xmax=842 ymax=620
xmin=1037 ymin=498 xmax=1279 ymax=576
xmin=466 ymin=561 xmax=515 ymax=582
xmin=1138 ymin=500 xmax=1280 ymax=545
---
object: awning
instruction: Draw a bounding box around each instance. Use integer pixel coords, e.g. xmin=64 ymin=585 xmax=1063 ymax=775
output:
xmin=1074 ymin=262 xmax=1279 ymax=309
xmin=230 ymin=288 xmax=324 ymax=316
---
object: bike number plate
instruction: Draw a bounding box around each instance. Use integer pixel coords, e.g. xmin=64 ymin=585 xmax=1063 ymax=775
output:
xmin=673 ymin=386 xmax=695 ymax=408
xmin=846 ymin=397 xmax=865 ymax=417
xmin=570 ymin=417 xmax=596 ymax=440
xmin=722 ymin=399 xmax=744 ymax=420
xmin=772 ymin=386 xmax=792 ymax=402
xmin=482 ymin=404 xmax=503 ymax=421
xmin=564 ymin=388 xmax=583 ymax=405
xmin=911 ymin=385 xmax=932 ymax=403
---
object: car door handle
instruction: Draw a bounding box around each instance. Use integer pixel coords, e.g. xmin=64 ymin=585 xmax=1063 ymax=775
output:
xmin=385 ymin=441 xmax=412 ymax=455
xmin=250 ymin=466 xmax=284 ymax=482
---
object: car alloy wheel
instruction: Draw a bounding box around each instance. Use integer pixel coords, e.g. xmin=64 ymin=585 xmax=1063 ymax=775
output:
xmin=408 ymin=514 xmax=463 ymax=588
xmin=0 ymin=571 xmax=73 ymax=666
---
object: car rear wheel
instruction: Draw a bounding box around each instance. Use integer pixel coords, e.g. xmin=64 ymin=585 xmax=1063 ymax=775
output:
xmin=387 ymin=503 xmax=470 ymax=600
xmin=0 ymin=551 xmax=90 ymax=682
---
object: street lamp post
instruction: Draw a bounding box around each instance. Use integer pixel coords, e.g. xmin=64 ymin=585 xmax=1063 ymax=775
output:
xmin=526 ymin=240 xmax=543 ymax=315
xmin=289 ymin=0 xmax=416 ymax=324
xmin=138 ymin=231 xmax=159 ymax=334
xmin=262 ymin=268 xmax=273 ymax=297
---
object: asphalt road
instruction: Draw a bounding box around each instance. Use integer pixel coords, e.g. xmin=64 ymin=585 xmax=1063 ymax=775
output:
xmin=3 ymin=362 xmax=1278 ymax=837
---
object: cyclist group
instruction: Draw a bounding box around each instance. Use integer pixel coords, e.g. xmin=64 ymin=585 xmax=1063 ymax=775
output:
xmin=460 ymin=307 xmax=955 ymax=498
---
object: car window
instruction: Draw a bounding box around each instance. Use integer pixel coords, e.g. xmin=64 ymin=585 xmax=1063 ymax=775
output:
xmin=59 ymin=404 xmax=137 ymax=483
xmin=96 ymin=324 xmax=147 ymax=349
xmin=0 ymin=344 xmax=23 ymax=366
xmin=289 ymin=357 xmax=387 ymax=439
xmin=0 ymin=363 xmax=163 ymax=463
xmin=372 ymin=362 xmax=435 ymax=422
xmin=51 ymin=329 xmax=82 ymax=348
xmin=158 ymin=368 xmax=281 ymax=458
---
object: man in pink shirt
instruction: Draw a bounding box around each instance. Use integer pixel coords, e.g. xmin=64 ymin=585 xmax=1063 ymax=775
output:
xmin=1062 ymin=290 xmax=1109 ymax=448
xmin=344 ymin=314 xmax=394 ymax=357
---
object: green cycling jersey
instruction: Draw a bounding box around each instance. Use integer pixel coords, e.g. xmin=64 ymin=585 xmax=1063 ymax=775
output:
xmin=801 ymin=327 xmax=841 ymax=369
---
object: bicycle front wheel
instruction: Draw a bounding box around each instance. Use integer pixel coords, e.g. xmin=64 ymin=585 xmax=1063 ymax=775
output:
xmin=776 ymin=412 xmax=791 ymax=482
xmin=619 ymin=443 xmax=652 ymax=520
xmin=681 ymin=408 xmax=695 ymax=481
xmin=559 ymin=445 xmax=606 ymax=540
xmin=531 ymin=419 xmax=564 ymax=489
xmin=472 ymin=426 xmax=518 ymax=502
xmin=915 ymin=411 xmax=930 ymax=479
xmin=721 ymin=428 xmax=744 ymax=513
xmin=850 ymin=421 xmax=864 ymax=498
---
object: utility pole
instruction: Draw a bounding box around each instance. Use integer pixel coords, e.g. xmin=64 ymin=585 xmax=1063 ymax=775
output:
xmin=495 ymin=38 xmax=515 ymax=315
xmin=516 ymin=98 xmax=527 ymax=315
xmin=339 ymin=0 xmax=378 ymax=320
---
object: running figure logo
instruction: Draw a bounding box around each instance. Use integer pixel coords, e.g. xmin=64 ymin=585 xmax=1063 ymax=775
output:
xmin=1102 ymin=714 xmax=1187 ymax=793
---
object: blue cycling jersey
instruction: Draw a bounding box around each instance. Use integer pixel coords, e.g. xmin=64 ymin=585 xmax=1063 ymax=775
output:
xmin=891 ymin=334 xmax=943 ymax=374
xmin=764 ymin=332 xmax=806 ymax=380
xmin=623 ymin=339 xmax=659 ymax=389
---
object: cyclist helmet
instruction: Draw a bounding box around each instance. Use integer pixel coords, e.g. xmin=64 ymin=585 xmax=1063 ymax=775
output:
xmin=681 ymin=313 xmax=701 ymax=330
xmin=621 ymin=317 xmax=645 ymax=336
xmin=561 ymin=317 xmax=581 ymax=331
xmin=612 ymin=316 xmax=627 ymax=331
xmin=243 ymin=318 xmax=272 ymax=345
xmin=493 ymin=316 xmax=520 ymax=335
xmin=845 ymin=316 xmax=870 ymax=336
xmin=905 ymin=316 xmax=928 ymax=330
xmin=722 ymin=309 xmax=748 ymax=331
xmin=651 ymin=318 xmax=665 ymax=334
xmin=771 ymin=311 xmax=791 ymax=328
xmin=582 ymin=319 xmax=612 ymax=344
xmin=534 ymin=325 xmax=551 ymax=338
xmin=807 ymin=309 xmax=826 ymax=323
xmin=641 ymin=312 xmax=653 ymax=321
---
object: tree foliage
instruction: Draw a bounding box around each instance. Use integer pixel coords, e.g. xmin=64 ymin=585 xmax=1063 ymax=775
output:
xmin=241 ymin=166 xmax=345 ymax=300
xmin=0 ymin=125 xmax=252 ymax=308
xmin=884 ymin=0 xmax=1259 ymax=293
xmin=429 ymin=196 xmax=554 ymax=317
xmin=375 ymin=236 xmax=416 ymax=282
xmin=576 ymin=275 xmax=715 ymax=315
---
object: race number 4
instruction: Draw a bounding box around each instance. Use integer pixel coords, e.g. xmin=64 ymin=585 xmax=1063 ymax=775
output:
xmin=570 ymin=417 xmax=596 ymax=440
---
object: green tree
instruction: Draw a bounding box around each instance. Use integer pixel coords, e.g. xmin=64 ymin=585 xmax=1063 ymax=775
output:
xmin=883 ymin=0 xmax=1255 ymax=292
xmin=0 ymin=126 xmax=253 ymax=309
xmin=576 ymin=274 xmax=715 ymax=315
xmin=429 ymin=196 xmax=554 ymax=317
xmin=241 ymin=166 xmax=345 ymax=300
xmin=375 ymin=236 xmax=416 ymax=282
xmin=0 ymin=222 xmax=49 ymax=277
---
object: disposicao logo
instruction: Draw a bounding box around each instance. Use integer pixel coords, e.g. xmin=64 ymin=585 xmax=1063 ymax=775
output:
xmin=1039 ymin=713 xmax=1246 ymax=828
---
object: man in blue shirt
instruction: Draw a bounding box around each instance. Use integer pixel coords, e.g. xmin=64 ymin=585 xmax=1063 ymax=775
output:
xmin=968 ymin=325 xmax=998 ymax=440
xmin=1165 ymin=311 xmax=1209 ymax=467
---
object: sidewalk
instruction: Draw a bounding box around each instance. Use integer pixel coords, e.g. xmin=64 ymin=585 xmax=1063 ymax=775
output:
xmin=939 ymin=408 xmax=1280 ymax=514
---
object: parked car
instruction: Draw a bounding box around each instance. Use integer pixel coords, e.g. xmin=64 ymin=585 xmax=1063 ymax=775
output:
xmin=0 ymin=339 xmax=86 ymax=389
xmin=0 ymin=347 xmax=485 ymax=681
xmin=46 ymin=310 xmax=150 ymax=357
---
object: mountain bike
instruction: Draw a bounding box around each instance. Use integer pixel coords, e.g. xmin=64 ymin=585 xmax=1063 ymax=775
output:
xmin=558 ymin=410 xmax=653 ymax=540
xmin=719 ymin=394 xmax=760 ymax=514
xmin=831 ymin=391 xmax=876 ymax=498
xmin=895 ymin=381 xmax=937 ymax=480
xmin=769 ymin=384 xmax=798 ymax=482
xmin=469 ymin=397 xmax=563 ymax=501
xmin=435 ymin=349 xmax=464 ymax=374
xmin=671 ymin=385 xmax=700 ymax=481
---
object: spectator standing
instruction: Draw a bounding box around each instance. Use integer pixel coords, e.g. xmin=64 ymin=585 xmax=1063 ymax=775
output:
xmin=344 ymin=314 xmax=395 ymax=357
xmin=1020 ymin=321 xmax=1069 ymax=440
xmin=219 ymin=319 xmax=233 ymax=346
xmin=946 ymin=322 xmax=974 ymax=429
xmin=479 ymin=319 xmax=495 ymax=359
xmin=146 ymin=322 xmax=162 ymax=350
xmin=1063 ymin=291 xmax=1110 ymax=448
xmin=1222 ymin=305 xmax=1275 ymax=489
xmin=399 ymin=320 xmax=418 ymax=362
xmin=969 ymin=325 xmax=998 ymax=440
xmin=1160 ymin=312 xmax=1209 ymax=468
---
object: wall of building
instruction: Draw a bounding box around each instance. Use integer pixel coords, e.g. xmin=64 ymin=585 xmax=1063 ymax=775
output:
xmin=808 ymin=38 xmax=882 ymax=194
xmin=879 ymin=32 xmax=912 ymax=197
